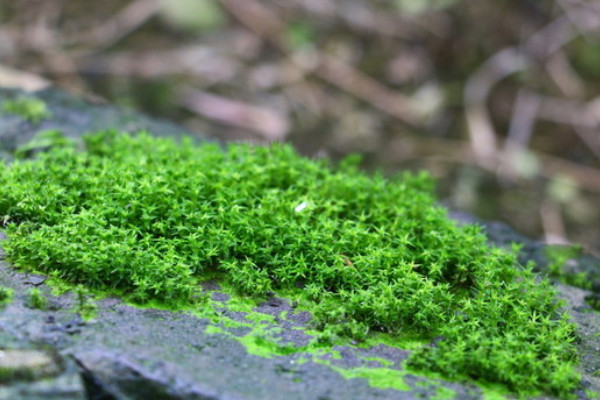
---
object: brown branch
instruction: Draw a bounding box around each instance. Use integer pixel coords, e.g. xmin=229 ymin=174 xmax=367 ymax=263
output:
xmin=464 ymin=1 xmax=600 ymax=166
xmin=81 ymin=0 xmax=162 ymax=50
xmin=0 ymin=64 xmax=50 ymax=91
xmin=383 ymin=136 xmax=600 ymax=194
xmin=218 ymin=0 xmax=423 ymax=126
xmin=180 ymin=89 xmax=289 ymax=141
xmin=540 ymin=200 xmax=569 ymax=245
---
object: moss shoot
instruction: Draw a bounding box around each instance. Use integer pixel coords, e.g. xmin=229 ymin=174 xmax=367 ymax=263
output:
xmin=0 ymin=286 xmax=13 ymax=307
xmin=25 ymin=288 xmax=47 ymax=310
xmin=1 ymin=97 xmax=51 ymax=124
xmin=0 ymin=131 xmax=580 ymax=397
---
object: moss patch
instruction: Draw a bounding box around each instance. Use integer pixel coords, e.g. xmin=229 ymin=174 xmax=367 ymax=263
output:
xmin=1 ymin=96 xmax=51 ymax=124
xmin=545 ymin=244 xmax=590 ymax=289
xmin=0 ymin=130 xmax=581 ymax=398
xmin=328 ymin=364 xmax=410 ymax=391
xmin=0 ymin=286 xmax=13 ymax=307
xmin=72 ymin=285 xmax=98 ymax=321
xmin=25 ymin=288 xmax=47 ymax=310
xmin=198 ymin=290 xmax=507 ymax=398
xmin=14 ymin=129 xmax=76 ymax=159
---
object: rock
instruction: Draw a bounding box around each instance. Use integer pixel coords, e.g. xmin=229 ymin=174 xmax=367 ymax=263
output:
xmin=73 ymin=350 xmax=225 ymax=400
xmin=0 ymin=371 xmax=85 ymax=400
xmin=0 ymin=329 xmax=85 ymax=400
xmin=1 ymin=87 xmax=599 ymax=400
xmin=0 ymin=348 xmax=62 ymax=380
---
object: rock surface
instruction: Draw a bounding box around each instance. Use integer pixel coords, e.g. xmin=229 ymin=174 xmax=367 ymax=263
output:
xmin=1 ymin=87 xmax=600 ymax=400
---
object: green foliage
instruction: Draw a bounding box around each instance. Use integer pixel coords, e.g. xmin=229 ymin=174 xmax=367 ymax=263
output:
xmin=545 ymin=244 xmax=589 ymax=289
xmin=0 ymin=131 xmax=580 ymax=398
xmin=25 ymin=288 xmax=47 ymax=310
xmin=586 ymin=390 xmax=600 ymax=399
xmin=73 ymin=285 xmax=98 ymax=320
xmin=14 ymin=129 xmax=76 ymax=159
xmin=1 ymin=97 xmax=51 ymax=124
xmin=0 ymin=286 xmax=13 ymax=307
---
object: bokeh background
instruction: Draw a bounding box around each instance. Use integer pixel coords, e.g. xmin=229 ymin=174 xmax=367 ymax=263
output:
xmin=1 ymin=0 xmax=599 ymax=255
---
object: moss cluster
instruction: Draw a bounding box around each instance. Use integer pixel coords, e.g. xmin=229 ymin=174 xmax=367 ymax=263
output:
xmin=0 ymin=131 xmax=580 ymax=397
xmin=25 ymin=288 xmax=47 ymax=310
xmin=0 ymin=286 xmax=13 ymax=307
xmin=73 ymin=284 xmax=98 ymax=320
xmin=545 ymin=244 xmax=591 ymax=289
xmin=1 ymin=97 xmax=51 ymax=124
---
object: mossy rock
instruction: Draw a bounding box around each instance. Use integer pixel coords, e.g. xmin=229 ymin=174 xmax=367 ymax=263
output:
xmin=0 ymin=87 xmax=198 ymax=161
xmin=1 ymin=87 xmax=600 ymax=400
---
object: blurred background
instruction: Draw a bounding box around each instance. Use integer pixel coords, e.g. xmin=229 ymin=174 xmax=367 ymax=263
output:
xmin=1 ymin=0 xmax=599 ymax=255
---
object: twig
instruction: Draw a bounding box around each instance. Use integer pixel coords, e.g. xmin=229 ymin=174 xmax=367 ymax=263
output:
xmin=0 ymin=64 xmax=50 ymax=91
xmin=540 ymin=200 xmax=569 ymax=245
xmin=464 ymin=1 xmax=600 ymax=166
xmin=536 ymin=95 xmax=600 ymax=128
xmin=383 ymin=136 xmax=600 ymax=194
xmin=75 ymin=47 xmax=241 ymax=85
xmin=574 ymin=126 xmax=600 ymax=161
xmin=82 ymin=0 xmax=162 ymax=51
xmin=545 ymin=51 xmax=585 ymax=97
xmin=499 ymin=89 xmax=540 ymax=179
xmin=180 ymin=89 xmax=289 ymax=141
xmin=316 ymin=55 xmax=421 ymax=124
xmin=218 ymin=0 xmax=423 ymax=126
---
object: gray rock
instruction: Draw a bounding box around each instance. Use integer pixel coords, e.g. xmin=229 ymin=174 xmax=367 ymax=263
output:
xmin=0 ymin=326 xmax=85 ymax=400
xmin=0 ymin=348 xmax=62 ymax=380
xmin=0 ymin=372 xmax=85 ymax=400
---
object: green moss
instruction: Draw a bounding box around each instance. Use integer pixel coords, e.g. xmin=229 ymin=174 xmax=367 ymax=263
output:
xmin=72 ymin=285 xmax=98 ymax=321
xmin=585 ymin=389 xmax=600 ymax=399
xmin=2 ymin=97 xmax=51 ymax=124
xmin=0 ymin=130 xmax=582 ymax=398
xmin=0 ymin=286 xmax=13 ymax=307
xmin=480 ymin=386 xmax=513 ymax=400
xmin=14 ymin=129 xmax=75 ymax=159
xmin=432 ymin=386 xmax=456 ymax=400
xmin=360 ymin=331 xmax=428 ymax=351
xmin=545 ymin=244 xmax=590 ymax=289
xmin=201 ymin=285 xmax=507 ymax=398
xmin=25 ymin=288 xmax=47 ymax=310
xmin=357 ymin=355 xmax=394 ymax=367
xmin=328 ymin=364 xmax=410 ymax=391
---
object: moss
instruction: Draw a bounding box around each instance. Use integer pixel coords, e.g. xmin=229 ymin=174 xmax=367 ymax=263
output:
xmin=72 ymin=285 xmax=98 ymax=321
xmin=201 ymin=289 xmax=501 ymax=397
xmin=1 ymin=97 xmax=51 ymax=124
xmin=0 ymin=130 xmax=582 ymax=398
xmin=432 ymin=386 xmax=456 ymax=400
xmin=585 ymin=389 xmax=600 ymax=399
xmin=14 ymin=129 xmax=76 ymax=159
xmin=545 ymin=244 xmax=590 ymax=289
xmin=357 ymin=355 xmax=394 ymax=367
xmin=585 ymin=295 xmax=600 ymax=312
xmin=0 ymin=286 xmax=13 ymax=307
xmin=25 ymin=288 xmax=47 ymax=310
xmin=327 ymin=364 xmax=411 ymax=391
